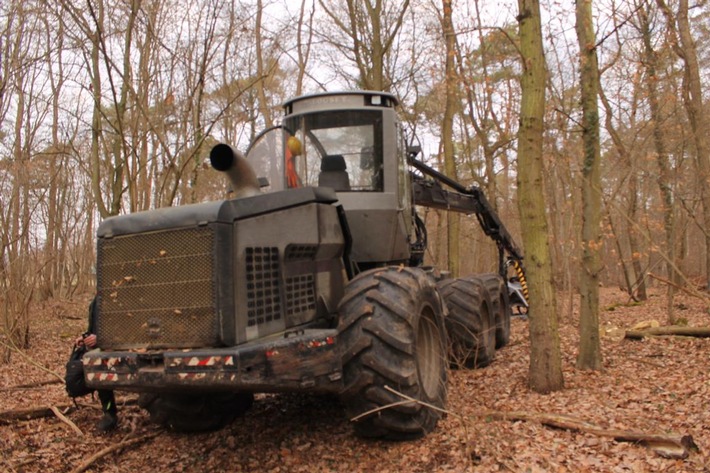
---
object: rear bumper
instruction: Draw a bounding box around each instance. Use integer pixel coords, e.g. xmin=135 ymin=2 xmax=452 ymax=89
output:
xmin=83 ymin=329 xmax=343 ymax=394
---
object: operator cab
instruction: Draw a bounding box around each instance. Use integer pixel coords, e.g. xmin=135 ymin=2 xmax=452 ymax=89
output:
xmin=245 ymin=91 xmax=415 ymax=269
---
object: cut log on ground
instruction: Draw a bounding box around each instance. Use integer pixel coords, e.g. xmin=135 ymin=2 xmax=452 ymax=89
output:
xmin=0 ymin=404 xmax=80 ymax=423
xmin=625 ymin=326 xmax=710 ymax=339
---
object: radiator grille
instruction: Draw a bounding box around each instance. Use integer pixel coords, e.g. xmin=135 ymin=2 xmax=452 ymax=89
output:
xmin=246 ymin=247 xmax=282 ymax=327
xmin=96 ymin=226 xmax=218 ymax=349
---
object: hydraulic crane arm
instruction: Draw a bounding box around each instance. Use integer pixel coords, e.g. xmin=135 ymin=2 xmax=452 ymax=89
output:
xmin=408 ymin=151 xmax=530 ymax=312
xmin=408 ymin=153 xmax=523 ymax=262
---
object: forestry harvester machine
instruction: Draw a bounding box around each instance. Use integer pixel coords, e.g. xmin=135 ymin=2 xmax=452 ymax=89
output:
xmin=83 ymin=90 xmax=528 ymax=438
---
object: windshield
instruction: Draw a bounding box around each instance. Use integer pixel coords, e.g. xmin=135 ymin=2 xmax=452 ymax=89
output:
xmin=245 ymin=109 xmax=384 ymax=193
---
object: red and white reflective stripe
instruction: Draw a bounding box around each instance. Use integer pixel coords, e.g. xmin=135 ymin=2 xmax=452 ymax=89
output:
xmin=84 ymin=356 xmax=123 ymax=367
xmin=307 ymin=337 xmax=335 ymax=349
xmin=187 ymin=356 xmax=217 ymax=366
xmin=184 ymin=355 xmax=234 ymax=366
xmin=86 ymin=372 xmax=128 ymax=382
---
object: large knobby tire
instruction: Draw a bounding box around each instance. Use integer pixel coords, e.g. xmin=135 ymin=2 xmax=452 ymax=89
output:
xmin=477 ymin=273 xmax=511 ymax=348
xmin=438 ymin=276 xmax=496 ymax=369
xmin=337 ymin=266 xmax=447 ymax=440
xmin=138 ymin=392 xmax=254 ymax=432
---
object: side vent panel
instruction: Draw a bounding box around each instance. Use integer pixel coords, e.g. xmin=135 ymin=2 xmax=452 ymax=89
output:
xmin=245 ymin=247 xmax=282 ymax=328
xmin=285 ymin=274 xmax=316 ymax=316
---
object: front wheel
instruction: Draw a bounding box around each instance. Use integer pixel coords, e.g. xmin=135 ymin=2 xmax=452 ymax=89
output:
xmin=338 ymin=267 xmax=447 ymax=440
xmin=138 ymin=392 xmax=254 ymax=432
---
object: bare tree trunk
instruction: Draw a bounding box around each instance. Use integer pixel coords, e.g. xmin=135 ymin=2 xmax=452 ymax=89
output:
xmin=639 ymin=2 xmax=677 ymax=322
xmin=134 ymin=2 xmax=159 ymax=212
xmin=294 ymin=0 xmax=315 ymax=96
xmin=42 ymin=9 xmax=67 ymax=300
xmin=627 ymin=172 xmax=648 ymax=300
xmin=319 ymin=0 xmax=410 ymax=91
xmin=657 ymin=0 xmax=710 ymax=290
xmin=80 ymin=0 xmax=111 ymax=219
xmin=517 ymin=0 xmax=564 ymax=393
xmin=575 ymin=0 xmax=603 ymax=371
xmin=598 ymin=61 xmax=647 ymax=301
xmin=674 ymin=0 xmax=710 ymax=291
xmin=441 ymin=0 xmax=460 ymax=278
xmin=1 ymin=1 xmax=42 ymax=359
xmin=255 ymin=0 xmax=274 ymax=129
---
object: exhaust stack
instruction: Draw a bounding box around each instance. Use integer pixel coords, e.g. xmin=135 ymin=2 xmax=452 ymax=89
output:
xmin=210 ymin=143 xmax=261 ymax=198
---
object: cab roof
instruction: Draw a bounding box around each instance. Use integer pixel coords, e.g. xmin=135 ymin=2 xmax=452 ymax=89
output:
xmin=283 ymin=91 xmax=399 ymax=116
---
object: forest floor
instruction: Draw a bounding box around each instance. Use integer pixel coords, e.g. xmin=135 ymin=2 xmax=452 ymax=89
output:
xmin=1 ymin=286 xmax=709 ymax=473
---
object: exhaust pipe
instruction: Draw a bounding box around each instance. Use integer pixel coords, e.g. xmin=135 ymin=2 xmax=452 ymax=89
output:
xmin=210 ymin=143 xmax=260 ymax=198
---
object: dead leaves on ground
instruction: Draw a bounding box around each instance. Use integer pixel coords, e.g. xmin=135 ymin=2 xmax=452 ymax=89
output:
xmin=1 ymin=289 xmax=710 ymax=472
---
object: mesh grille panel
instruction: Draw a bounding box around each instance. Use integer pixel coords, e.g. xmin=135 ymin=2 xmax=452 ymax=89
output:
xmin=246 ymin=247 xmax=282 ymax=327
xmin=284 ymin=244 xmax=318 ymax=261
xmin=285 ymin=274 xmax=316 ymax=316
xmin=96 ymin=226 xmax=218 ymax=349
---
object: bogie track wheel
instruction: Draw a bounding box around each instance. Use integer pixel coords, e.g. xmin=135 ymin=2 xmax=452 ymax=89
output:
xmin=438 ymin=276 xmax=496 ymax=368
xmin=477 ymin=273 xmax=511 ymax=348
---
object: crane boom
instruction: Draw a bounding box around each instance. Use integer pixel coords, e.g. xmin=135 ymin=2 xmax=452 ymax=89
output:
xmin=408 ymin=154 xmax=523 ymax=262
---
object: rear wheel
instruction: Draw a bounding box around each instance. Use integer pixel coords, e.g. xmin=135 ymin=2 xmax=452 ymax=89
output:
xmin=338 ymin=266 xmax=447 ymax=440
xmin=477 ymin=273 xmax=511 ymax=348
xmin=438 ymin=276 xmax=496 ymax=368
xmin=138 ymin=392 xmax=254 ymax=432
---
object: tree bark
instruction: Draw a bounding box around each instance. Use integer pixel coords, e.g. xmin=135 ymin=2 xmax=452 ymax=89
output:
xmin=575 ymin=0 xmax=603 ymax=370
xmin=516 ymin=0 xmax=564 ymax=393
xmin=674 ymin=0 xmax=710 ymax=292
xmin=441 ymin=0 xmax=460 ymax=278
xmin=657 ymin=0 xmax=710 ymax=291
xmin=640 ymin=2 xmax=677 ymax=323
xmin=294 ymin=0 xmax=315 ymax=96
xmin=256 ymin=0 xmax=274 ymax=129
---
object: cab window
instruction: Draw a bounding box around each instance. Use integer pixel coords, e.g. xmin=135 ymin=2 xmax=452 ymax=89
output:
xmin=283 ymin=110 xmax=384 ymax=192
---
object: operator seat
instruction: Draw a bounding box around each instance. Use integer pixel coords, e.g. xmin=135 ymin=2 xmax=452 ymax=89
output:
xmin=318 ymin=155 xmax=351 ymax=191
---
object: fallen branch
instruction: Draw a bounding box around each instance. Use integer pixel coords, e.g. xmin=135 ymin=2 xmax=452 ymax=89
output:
xmin=70 ymin=431 xmax=162 ymax=473
xmin=350 ymin=399 xmax=420 ymax=422
xmin=625 ymin=326 xmax=710 ymax=340
xmin=50 ymin=405 xmax=83 ymax=436
xmin=6 ymin=456 xmax=37 ymax=471
xmin=0 ymin=404 xmax=79 ymax=423
xmin=647 ymin=272 xmax=709 ymax=303
xmin=475 ymin=410 xmax=698 ymax=459
xmin=0 ymin=378 xmax=62 ymax=391
xmin=380 ymin=386 xmax=697 ymax=460
xmin=0 ymin=398 xmax=137 ymax=424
